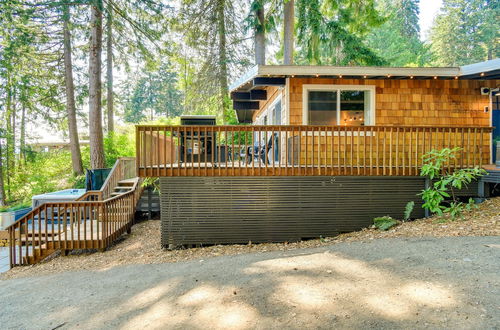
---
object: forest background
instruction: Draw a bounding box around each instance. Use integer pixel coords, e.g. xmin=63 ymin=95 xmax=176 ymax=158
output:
xmin=0 ymin=0 xmax=498 ymax=207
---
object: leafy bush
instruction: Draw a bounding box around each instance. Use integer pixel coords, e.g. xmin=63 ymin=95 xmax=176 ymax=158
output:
xmin=373 ymin=216 xmax=400 ymax=231
xmin=420 ymin=147 xmax=486 ymax=220
xmin=103 ymin=130 xmax=135 ymax=167
xmin=6 ymin=148 xmax=89 ymax=204
xmin=142 ymin=177 xmax=160 ymax=192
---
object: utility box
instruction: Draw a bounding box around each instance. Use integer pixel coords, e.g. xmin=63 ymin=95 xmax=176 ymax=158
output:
xmin=179 ymin=116 xmax=216 ymax=163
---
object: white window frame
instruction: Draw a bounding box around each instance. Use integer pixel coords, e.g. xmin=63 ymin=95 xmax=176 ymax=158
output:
xmin=302 ymin=84 xmax=376 ymax=126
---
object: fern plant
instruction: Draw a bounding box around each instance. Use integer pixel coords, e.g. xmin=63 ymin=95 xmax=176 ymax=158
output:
xmin=403 ymin=201 xmax=414 ymax=221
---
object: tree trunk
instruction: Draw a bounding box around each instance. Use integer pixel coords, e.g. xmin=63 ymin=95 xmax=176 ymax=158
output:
xmin=89 ymin=0 xmax=105 ymax=169
xmin=20 ymin=102 xmax=26 ymax=163
xmin=106 ymin=0 xmax=114 ymax=134
xmin=283 ymin=0 xmax=294 ymax=65
xmin=0 ymin=142 xmax=5 ymax=207
xmin=254 ymin=3 xmax=266 ymax=65
xmin=4 ymin=79 xmax=11 ymax=200
xmin=5 ymin=82 xmax=15 ymax=197
xmin=63 ymin=3 xmax=84 ymax=175
xmin=217 ymin=0 xmax=229 ymax=124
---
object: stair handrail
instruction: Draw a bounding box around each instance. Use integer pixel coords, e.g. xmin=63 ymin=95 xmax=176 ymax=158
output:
xmin=7 ymin=176 xmax=143 ymax=267
xmin=99 ymin=157 xmax=136 ymax=200
xmin=76 ymin=157 xmax=136 ymax=201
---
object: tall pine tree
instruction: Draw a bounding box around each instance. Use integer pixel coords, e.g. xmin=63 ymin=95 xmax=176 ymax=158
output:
xmin=366 ymin=0 xmax=431 ymax=66
xmin=430 ymin=0 xmax=499 ymax=66
xmin=295 ymin=0 xmax=386 ymax=65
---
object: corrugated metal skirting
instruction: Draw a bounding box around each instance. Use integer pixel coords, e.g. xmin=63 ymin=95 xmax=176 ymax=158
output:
xmin=160 ymin=176 xmax=432 ymax=247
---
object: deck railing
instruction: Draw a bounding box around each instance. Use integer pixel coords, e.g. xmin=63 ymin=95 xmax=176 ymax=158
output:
xmin=7 ymin=178 xmax=142 ymax=267
xmin=6 ymin=157 xmax=142 ymax=267
xmin=136 ymin=125 xmax=493 ymax=177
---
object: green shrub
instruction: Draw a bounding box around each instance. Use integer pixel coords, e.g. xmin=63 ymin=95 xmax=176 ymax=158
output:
xmin=373 ymin=216 xmax=400 ymax=231
xmin=420 ymin=148 xmax=486 ymax=220
xmin=103 ymin=130 xmax=135 ymax=167
xmin=142 ymin=177 xmax=160 ymax=192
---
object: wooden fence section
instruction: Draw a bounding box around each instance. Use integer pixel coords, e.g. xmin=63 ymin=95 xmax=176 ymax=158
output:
xmin=7 ymin=158 xmax=143 ymax=267
xmin=136 ymin=125 xmax=493 ymax=177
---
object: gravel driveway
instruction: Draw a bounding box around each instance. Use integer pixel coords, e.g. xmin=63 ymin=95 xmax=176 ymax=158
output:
xmin=1 ymin=236 xmax=499 ymax=329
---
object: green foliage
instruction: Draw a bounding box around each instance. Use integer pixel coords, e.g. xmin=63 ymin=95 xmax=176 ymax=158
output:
xmin=430 ymin=0 xmax=499 ymax=66
xmin=404 ymin=201 xmax=415 ymax=221
xmin=366 ymin=0 xmax=432 ymax=66
xmin=373 ymin=216 xmax=399 ymax=231
xmin=6 ymin=148 xmax=90 ymax=204
xmin=295 ymin=0 xmax=386 ymax=65
xmin=3 ymin=130 xmax=135 ymax=205
xmin=420 ymin=148 xmax=486 ymax=220
xmin=103 ymin=130 xmax=136 ymax=167
xmin=173 ymin=0 xmax=252 ymax=123
xmin=124 ymin=60 xmax=183 ymax=123
xmin=142 ymin=177 xmax=160 ymax=192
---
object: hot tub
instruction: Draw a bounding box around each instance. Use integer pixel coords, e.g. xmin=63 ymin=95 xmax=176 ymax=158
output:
xmin=32 ymin=189 xmax=86 ymax=208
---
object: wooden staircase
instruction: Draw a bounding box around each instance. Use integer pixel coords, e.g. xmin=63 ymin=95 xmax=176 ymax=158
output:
xmin=7 ymin=158 xmax=143 ymax=267
xmin=110 ymin=178 xmax=136 ymax=197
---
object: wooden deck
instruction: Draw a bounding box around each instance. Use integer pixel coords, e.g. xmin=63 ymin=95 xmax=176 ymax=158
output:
xmin=136 ymin=125 xmax=493 ymax=177
xmin=6 ymin=158 xmax=143 ymax=267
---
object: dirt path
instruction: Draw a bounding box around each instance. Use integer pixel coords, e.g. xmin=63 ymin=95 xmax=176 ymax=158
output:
xmin=3 ymin=197 xmax=499 ymax=280
xmin=1 ymin=236 xmax=499 ymax=329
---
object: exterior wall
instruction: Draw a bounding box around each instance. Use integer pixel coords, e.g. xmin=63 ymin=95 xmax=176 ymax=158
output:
xmin=160 ymin=176 xmax=428 ymax=246
xmin=286 ymin=77 xmax=497 ymax=126
xmin=252 ymin=86 xmax=286 ymax=123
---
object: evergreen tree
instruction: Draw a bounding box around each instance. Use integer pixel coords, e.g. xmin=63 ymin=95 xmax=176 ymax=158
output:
xmin=174 ymin=0 xmax=252 ymax=123
xmin=295 ymin=0 xmax=386 ymax=65
xmin=124 ymin=62 xmax=183 ymax=123
xmin=367 ymin=0 xmax=431 ymax=66
xmin=430 ymin=0 xmax=499 ymax=66
xmin=63 ymin=1 xmax=84 ymax=175
xmin=0 ymin=0 xmax=65 ymax=200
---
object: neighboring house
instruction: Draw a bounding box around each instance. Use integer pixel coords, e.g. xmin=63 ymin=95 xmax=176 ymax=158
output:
xmin=136 ymin=59 xmax=500 ymax=248
xmin=29 ymin=140 xmax=90 ymax=153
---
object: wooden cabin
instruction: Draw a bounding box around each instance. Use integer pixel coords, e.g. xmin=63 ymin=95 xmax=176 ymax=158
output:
xmin=136 ymin=59 xmax=500 ymax=247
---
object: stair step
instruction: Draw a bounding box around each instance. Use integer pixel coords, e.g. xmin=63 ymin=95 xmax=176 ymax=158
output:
xmin=118 ymin=179 xmax=137 ymax=186
xmin=114 ymin=186 xmax=133 ymax=190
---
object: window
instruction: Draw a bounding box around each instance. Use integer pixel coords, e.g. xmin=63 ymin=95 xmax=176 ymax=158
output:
xmin=308 ymin=91 xmax=338 ymax=125
xmin=255 ymin=97 xmax=282 ymax=126
xmin=272 ymin=101 xmax=282 ymax=125
xmin=303 ymin=85 xmax=375 ymax=126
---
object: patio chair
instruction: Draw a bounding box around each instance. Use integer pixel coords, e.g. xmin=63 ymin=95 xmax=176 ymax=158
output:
xmin=244 ymin=132 xmax=278 ymax=165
